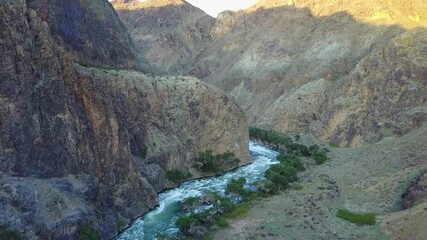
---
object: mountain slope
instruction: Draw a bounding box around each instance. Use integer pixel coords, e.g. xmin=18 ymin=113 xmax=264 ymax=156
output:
xmin=0 ymin=0 xmax=249 ymax=239
xmin=115 ymin=0 xmax=427 ymax=146
xmin=113 ymin=0 xmax=215 ymax=74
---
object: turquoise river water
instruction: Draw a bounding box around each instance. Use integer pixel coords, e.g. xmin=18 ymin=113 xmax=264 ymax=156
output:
xmin=117 ymin=141 xmax=278 ymax=239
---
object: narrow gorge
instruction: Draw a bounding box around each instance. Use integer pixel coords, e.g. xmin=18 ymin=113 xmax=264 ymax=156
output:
xmin=1 ymin=0 xmax=426 ymax=239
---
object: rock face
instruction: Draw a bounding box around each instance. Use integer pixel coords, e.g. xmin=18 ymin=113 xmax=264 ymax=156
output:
xmin=112 ymin=0 xmax=215 ymax=74
xmin=402 ymin=171 xmax=427 ymax=209
xmin=28 ymin=0 xmax=138 ymax=69
xmin=0 ymin=0 xmax=249 ymax=239
xmin=115 ymin=0 xmax=427 ymax=146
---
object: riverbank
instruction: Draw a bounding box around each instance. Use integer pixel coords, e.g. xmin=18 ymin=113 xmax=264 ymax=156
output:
xmin=117 ymin=142 xmax=279 ymax=239
xmin=214 ymin=127 xmax=427 ymax=239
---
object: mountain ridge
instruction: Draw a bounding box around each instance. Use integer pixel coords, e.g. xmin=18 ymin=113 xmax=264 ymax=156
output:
xmin=114 ymin=1 xmax=427 ymax=146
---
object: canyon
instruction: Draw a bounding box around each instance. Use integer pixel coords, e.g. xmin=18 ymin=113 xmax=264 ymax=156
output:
xmin=0 ymin=0 xmax=426 ymax=239
xmin=0 ymin=0 xmax=249 ymax=239
xmin=113 ymin=0 xmax=427 ymax=239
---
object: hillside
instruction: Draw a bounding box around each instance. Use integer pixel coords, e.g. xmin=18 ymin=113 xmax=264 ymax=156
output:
xmin=115 ymin=0 xmax=427 ymax=147
xmin=0 ymin=0 xmax=249 ymax=239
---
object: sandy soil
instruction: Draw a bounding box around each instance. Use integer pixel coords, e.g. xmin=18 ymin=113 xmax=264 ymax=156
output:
xmin=214 ymin=126 xmax=427 ymax=240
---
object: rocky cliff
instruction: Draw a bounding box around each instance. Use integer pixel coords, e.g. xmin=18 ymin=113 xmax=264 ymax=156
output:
xmin=112 ymin=0 xmax=215 ymax=74
xmin=0 ymin=0 xmax=249 ymax=239
xmin=115 ymin=0 xmax=427 ymax=147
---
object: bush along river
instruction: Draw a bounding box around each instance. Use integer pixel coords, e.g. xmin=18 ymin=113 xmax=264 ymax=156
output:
xmin=118 ymin=128 xmax=328 ymax=239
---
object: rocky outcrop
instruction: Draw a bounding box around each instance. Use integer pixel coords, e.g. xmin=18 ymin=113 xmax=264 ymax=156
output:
xmin=112 ymin=0 xmax=215 ymax=74
xmin=402 ymin=171 xmax=427 ymax=209
xmin=0 ymin=0 xmax=249 ymax=239
xmin=27 ymin=0 xmax=138 ymax=69
xmin=259 ymin=27 xmax=427 ymax=146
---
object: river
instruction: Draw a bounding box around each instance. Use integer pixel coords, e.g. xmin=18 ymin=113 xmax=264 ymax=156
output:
xmin=117 ymin=141 xmax=278 ymax=239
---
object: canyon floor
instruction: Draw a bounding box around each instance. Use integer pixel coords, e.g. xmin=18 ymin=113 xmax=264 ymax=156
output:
xmin=214 ymin=125 xmax=427 ymax=240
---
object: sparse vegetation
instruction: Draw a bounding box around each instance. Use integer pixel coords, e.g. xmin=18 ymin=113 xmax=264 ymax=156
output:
xmin=168 ymin=128 xmax=331 ymax=238
xmin=250 ymin=127 xmax=319 ymax=158
xmin=116 ymin=218 xmax=126 ymax=229
xmin=194 ymin=150 xmax=240 ymax=174
xmin=289 ymin=185 xmax=304 ymax=191
xmin=336 ymin=209 xmax=376 ymax=225
xmin=166 ymin=170 xmax=192 ymax=184
xmin=329 ymin=142 xmax=339 ymax=148
xmin=249 ymin=127 xmax=292 ymax=150
xmin=78 ymin=224 xmax=101 ymax=240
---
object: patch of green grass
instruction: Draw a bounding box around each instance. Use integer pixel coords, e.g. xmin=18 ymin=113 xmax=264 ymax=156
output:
xmin=215 ymin=217 xmax=229 ymax=228
xmin=289 ymin=185 xmax=304 ymax=191
xmin=329 ymin=142 xmax=339 ymax=148
xmin=336 ymin=209 xmax=376 ymax=225
xmin=226 ymin=203 xmax=249 ymax=218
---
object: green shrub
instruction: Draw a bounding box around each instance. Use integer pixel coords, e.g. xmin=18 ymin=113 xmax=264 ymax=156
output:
xmin=241 ymin=190 xmax=261 ymax=201
xmin=329 ymin=142 xmax=339 ymax=148
xmin=308 ymin=144 xmax=319 ymax=155
xmin=225 ymin=177 xmax=246 ymax=195
xmin=265 ymin=170 xmax=288 ymax=189
xmin=183 ymin=197 xmax=200 ymax=206
xmin=255 ymin=180 xmax=278 ymax=195
xmin=282 ymin=165 xmax=297 ymax=182
xmin=249 ymin=127 xmax=292 ymax=148
xmin=176 ymin=214 xmax=199 ymax=233
xmin=287 ymin=143 xmax=311 ymax=157
xmin=181 ymin=197 xmax=201 ymax=211
xmin=265 ymin=163 xmax=297 ymax=190
xmin=277 ymin=153 xmax=304 ymax=171
xmin=78 ymin=224 xmax=101 ymax=240
xmin=166 ymin=170 xmax=192 ymax=184
xmin=194 ymin=151 xmax=239 ymax=174
xmin=336 ymin=209 xmax=376 ymax=225
xmin=218 ymin=197 xmax=234 ymax=213
xmin=116 ymin=218 xmax=126 ymax=229
xmin=314 ymin=150 xmax=327 ymax=165
xmin=250 ymin=127 xmax=313 ymax=158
